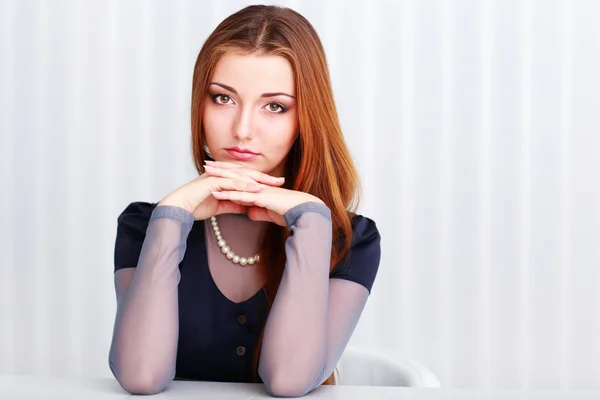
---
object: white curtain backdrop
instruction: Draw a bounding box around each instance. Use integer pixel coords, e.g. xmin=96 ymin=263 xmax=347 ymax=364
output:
xmin=1 ymin=0 xmax=599 ymax=390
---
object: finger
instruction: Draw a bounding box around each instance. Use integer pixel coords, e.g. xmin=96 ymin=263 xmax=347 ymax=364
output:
xmin=214 ymin=201 xmax=249 ymax=216
xmin=204 ymin=165 xmax=255 ymax=183
xmin=205 ymin=164 xmax=284 ymax=186
xmin=247 ymin=206 xmax=286 ymax=227
xmin=211 ymin=190 xmax=259 ymax=205
xmin=204 ymin=160 xmax=245 ymax=169
xmin=211 ymin=177 xmax=262 ymax=193
xmin=205 ymin=160 xmax=282 ymax=181
xmin=229 ymin=199 xmax=255 ymax=207
xmin=246 ymin=206 xmax=271 ymax=222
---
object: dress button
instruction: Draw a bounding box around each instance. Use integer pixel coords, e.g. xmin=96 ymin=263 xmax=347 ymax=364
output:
xmin=236 ymin=346 xmax=246 ymax=356
xmin=236 ymin=314 xmax=247 ymax=325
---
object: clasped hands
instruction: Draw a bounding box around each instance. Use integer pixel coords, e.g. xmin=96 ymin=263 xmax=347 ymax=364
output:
xmin=203 ymin=160 xmax=324 ymax=227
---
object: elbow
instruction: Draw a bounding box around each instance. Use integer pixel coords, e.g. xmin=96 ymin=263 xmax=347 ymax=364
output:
xmin=263 ymin=377 xmax=310 ymax=398
xmin=109 ymin=358 xmax=172 ymax=395
xmin=260 ymin=365 xmax=325 ymax=398
xmin=117 ymin=374 xmax=169 ymax=395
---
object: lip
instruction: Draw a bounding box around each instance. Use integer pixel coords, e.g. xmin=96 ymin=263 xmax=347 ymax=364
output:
xmin=226 ymin=147 xmax=259 ymax=161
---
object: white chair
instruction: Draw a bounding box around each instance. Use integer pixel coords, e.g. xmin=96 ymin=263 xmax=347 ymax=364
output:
xmin=335 ymin=346 xmax=441 ymax=387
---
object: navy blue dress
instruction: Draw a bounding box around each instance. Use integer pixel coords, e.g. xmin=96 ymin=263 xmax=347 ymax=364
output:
xmin=113 ymin=201 xmax=380 ymax=384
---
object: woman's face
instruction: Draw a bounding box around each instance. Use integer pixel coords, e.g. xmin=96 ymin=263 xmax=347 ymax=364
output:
xmin=203 ymin=51 xmax=299 ymax=177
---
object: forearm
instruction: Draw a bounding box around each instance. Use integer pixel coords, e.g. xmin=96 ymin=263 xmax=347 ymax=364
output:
xmin=258 ymin=203 xmax=332 ymax=396
xmin=109 ymin=205 xmax=193 ymax=394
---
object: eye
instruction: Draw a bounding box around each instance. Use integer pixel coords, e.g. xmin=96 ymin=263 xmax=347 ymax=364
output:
xmin=265 ymin=103 xmax=287 ymax=113
xmin=211 ymin=94 xmax=233 ymax=105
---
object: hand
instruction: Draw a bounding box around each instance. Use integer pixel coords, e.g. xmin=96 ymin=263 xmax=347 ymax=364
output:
xmin=157 ymin=166 xmax=286 ymax=221
xmin=203 ymin=161 xmax=326 ymax=227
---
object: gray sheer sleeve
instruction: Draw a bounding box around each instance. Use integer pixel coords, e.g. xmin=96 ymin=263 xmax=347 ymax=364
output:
xmin=108 ymin=205 xmax=194 ymax=395
xmin=258 ymin=202 xmax=372 ymax=398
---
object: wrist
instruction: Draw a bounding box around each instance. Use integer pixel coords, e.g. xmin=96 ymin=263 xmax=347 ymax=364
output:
xmin=150 ymin=205 xmax=196 ymax=229
xmin=158 ymin=196 xmax=190 ymax=213
xmin=283 ymin=201 xmax=331 ymax=229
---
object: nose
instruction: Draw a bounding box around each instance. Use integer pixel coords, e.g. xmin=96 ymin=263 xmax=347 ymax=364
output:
xmin=233 ymin=105 xmax=254 ymax=140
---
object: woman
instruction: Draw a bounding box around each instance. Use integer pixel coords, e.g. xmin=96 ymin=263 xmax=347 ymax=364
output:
xmin=109 ymin=4 xmax=381 ymax=397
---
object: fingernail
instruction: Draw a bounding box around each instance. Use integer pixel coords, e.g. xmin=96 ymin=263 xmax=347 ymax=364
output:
xmin=272 ymin=177 xmax=284 ymax=182
xmin=204 ymin=165 xmax=215 ymax=171
xmin=205 ymin=160 xmax=215 ymax=165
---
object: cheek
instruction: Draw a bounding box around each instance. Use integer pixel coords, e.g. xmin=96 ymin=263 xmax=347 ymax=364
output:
xmin=261 ymin=113 xmax=298 ymax=150
xmin=203 ymin=103 xmax=232 ymax=143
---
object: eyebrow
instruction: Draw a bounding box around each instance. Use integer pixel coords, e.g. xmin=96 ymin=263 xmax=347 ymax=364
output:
xmin=209 ymin=82 xmax=296 ymax=99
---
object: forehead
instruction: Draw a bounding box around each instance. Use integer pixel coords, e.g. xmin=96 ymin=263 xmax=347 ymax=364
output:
xmin=211 ymin=51 xmax=296 ymax=95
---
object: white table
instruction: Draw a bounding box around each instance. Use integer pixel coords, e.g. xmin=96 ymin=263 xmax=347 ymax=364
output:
xmin=2 ymin=374 xmax=600 ymax=399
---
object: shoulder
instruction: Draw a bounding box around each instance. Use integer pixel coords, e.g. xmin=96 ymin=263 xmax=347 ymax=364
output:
xmin=348 ymin=212 xmax=380 ymax=249
xmin=117 ymin=201 xmax=159 ymax=232
xmin=330 ymin=212 xmax=381 ymax=293
xmin=114 ymin=201 xmax=159 ymax=271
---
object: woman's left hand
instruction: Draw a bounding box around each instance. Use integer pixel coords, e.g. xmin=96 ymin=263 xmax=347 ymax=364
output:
xmin=203 ymin=160 xmax=326 ymax=227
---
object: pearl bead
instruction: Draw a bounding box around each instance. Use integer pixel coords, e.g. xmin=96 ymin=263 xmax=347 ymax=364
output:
xmin=210 ymin=216 xmax=260 ymax=265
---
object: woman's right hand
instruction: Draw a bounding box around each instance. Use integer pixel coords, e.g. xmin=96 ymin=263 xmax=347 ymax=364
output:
xmin=157 ymin=167 xmax=285 ymax=221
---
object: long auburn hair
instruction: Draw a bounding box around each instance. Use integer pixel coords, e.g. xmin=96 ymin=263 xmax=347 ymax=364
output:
xmin=190 ymin=5 xmax=361 ymax=386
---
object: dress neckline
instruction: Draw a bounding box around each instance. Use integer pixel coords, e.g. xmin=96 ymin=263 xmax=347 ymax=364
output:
xmin=198 ymin=219 xmax=266 ymax=305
